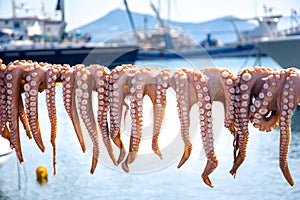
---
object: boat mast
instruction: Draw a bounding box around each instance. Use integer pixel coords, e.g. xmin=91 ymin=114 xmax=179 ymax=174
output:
xmin=149 ymin=0 xmax=173 ymax=50
xmin=11 ymin=0 xmax=26 ymax=18
xmin=56 ymin=0 xmax=66 ymax=41
xmin=56 ymin=0 xmax=65 ymax=23
xmin=228 ymin=19 xmax=245 ymax=43
xmin=11 ymin=0 xmax=17 ymax=18
xmin=123 ymin=0 xmax=137 ymax=38
xmin=167 ymin=0 xmax=170 ymax=28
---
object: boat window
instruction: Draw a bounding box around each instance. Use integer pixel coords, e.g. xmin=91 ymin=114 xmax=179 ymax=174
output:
xmin=14 ymin=21 xmax=21 ymax=29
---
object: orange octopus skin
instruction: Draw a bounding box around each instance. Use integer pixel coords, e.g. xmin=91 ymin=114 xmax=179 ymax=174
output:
xmin=43 ymin=63 xmax=61 ymax=175
xmin=61 ymin=65 xmax=87 ymax=153
xmin=75 ymin=65 xmax=101 ymax=174
xmin=89 ymin=65 xmax=117 ymax=166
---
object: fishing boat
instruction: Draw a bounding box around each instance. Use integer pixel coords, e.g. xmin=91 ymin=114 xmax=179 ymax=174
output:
xmin=0 ymin=43 xmax=139 ymax=67
xmin=122 ymin=1 xmax=300 ymax=60
xmin=0 ymin=0 xmax=138 ymax=68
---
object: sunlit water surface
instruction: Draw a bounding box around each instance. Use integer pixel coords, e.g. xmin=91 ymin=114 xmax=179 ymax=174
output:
xmin=0 ymin=57 xmax=299 ymax=200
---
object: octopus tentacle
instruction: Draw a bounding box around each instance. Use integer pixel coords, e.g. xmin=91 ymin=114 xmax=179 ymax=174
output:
xmin=277 ymin=68 xmax=299 ymax=186
xmin=181 ymin=69 xmax=218 ymax=188
xmin=23 ymin=64 xmax=46 ymax=152
xmin=193 ymin=70 xmax=218 ymax=188
xmin=109 ymin=65 xmax=137 ymax=164
xmin=151 ymin=69 xmax=170 ymax=159
xmin=230 ymin=67 xmax=273 ymax=177
xmin=76 ymin=66 xmax=100 ymax=174
xmin=121 ymin=71 xmax=145 ymax=172
xmin=89 ymin=65 xmax=117 ymax=166
xmin=44 ymin=64 xmax=60 ymax=175
xmin=61 ymin=65 xmax=86 ymax=153
xmin=200 ymin=68 xmax=237 ymax=181
xmin=18 ymin=93 xmax=32 ymax=139
xmin=171 ymin=69 xmax=193 ymax=168
xmin=5 ymin=60 xmax=32 ymax=162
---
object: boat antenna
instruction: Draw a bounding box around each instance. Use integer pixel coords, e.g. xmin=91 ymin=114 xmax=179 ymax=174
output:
xmin=291 ymin=9 xmax=299 ymax=28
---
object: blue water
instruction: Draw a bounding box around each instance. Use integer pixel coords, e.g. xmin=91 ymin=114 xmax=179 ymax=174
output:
xmin=0 ymin=57 xmax=299 ymax=200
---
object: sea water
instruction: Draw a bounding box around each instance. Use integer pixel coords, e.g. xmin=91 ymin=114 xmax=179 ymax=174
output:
xmin=0 ymin=56 xmax=299 ymax=200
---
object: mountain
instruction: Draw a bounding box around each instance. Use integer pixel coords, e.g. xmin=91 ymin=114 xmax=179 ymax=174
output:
xmin=75 ymin=9 xmax=256 ymax=44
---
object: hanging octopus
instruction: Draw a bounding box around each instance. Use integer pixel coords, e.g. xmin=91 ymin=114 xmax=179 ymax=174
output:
xmin=0 ymin=59 xmax=299 ymax=188
xmin=233 ymin=67 xmax=300 ymax=186
xmin=230 ymin=67 xmax=275 ymax=177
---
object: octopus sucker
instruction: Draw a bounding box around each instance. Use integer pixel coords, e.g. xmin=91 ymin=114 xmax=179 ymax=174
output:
xmin=1 ymin=59 xmax=299 ymax=187
xmin=61 ymin=65 xmax=86 ymax=153
xmin=76 ymin=66 xmax=101 ymax=174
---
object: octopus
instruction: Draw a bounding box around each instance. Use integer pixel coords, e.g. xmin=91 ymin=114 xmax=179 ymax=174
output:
xmin=0 ymin=59 xmax=298 ymax=188
xmin=232 ymin=67 xmax=299 ymax=186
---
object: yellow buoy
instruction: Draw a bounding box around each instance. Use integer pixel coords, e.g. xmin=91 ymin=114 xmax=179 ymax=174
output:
xmin=36 ymin=166 xmax=48 ymax=184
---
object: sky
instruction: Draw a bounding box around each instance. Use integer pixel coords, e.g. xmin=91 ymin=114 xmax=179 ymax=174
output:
xmin=1 ymin=0 xmax=300 ymax=31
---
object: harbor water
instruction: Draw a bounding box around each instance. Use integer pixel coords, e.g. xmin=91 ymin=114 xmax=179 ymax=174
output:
xmin=0 ymin=56 xmax=299 ymax=200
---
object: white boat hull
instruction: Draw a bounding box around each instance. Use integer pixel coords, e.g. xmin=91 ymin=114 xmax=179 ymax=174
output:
xmin=257 ymin=35 xmax=300 ymax=69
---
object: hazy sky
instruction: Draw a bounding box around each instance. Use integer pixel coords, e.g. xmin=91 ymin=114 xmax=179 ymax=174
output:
xmin=1 ymin=0 xmax=299 ymax=30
